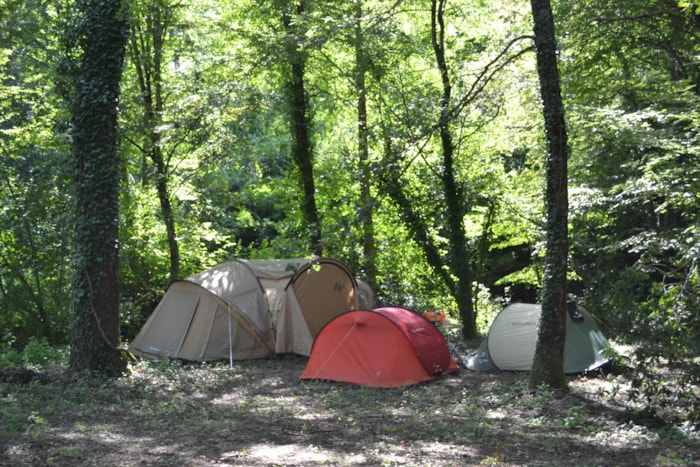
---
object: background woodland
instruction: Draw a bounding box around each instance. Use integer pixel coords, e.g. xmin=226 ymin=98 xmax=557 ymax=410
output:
xmin=1 ymin=0 xmax=699 ymax=419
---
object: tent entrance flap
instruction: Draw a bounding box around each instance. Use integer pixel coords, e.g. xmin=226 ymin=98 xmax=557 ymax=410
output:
xmin=227 ymin=302 xmax=276 ymax=356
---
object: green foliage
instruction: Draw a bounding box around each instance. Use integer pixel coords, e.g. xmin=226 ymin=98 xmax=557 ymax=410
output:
xmin=473 ymin=283 xmax=500 ymax=334
xmin=559 ymin=0 xmax=700 ymax=421
xmin=625 ymin=267 xmax=700 ymax=425
xmin=21 ymin=338 xmax=66 ymax=367
xmin=0 ymin=337 xmax=66 ymax=370
xmin=0 ymin=337 xmax=23 ymax=371
xmin=0 ymin=0 xmax=75 ymax=346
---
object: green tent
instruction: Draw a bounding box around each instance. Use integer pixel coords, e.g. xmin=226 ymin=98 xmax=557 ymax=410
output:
xmin=464 ymin=303 xmax=610 ymax=374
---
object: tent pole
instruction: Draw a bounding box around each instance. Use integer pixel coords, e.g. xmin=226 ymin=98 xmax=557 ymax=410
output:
xmin=228 ymin=304 xmax=233 ymax=368
xmin=308 ymin=322 xmax=358 ymax=376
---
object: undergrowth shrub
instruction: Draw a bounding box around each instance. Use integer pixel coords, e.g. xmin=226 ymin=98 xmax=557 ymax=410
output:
xmin=0 ymin=337 xmax=23 ymax=370
xmin=21 ymin=338 xmax=66 ymax=367
xmin=0 ymin=337 xmax=66 ymax=371
xmin=624 ymin=264 xmax=700 ymax=427
xmin=474 ymin=283 xmax=500 ymax=335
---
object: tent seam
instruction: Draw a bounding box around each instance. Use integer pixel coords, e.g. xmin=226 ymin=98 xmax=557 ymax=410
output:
xmin=308 ymin=321 xmax=358 ymax=377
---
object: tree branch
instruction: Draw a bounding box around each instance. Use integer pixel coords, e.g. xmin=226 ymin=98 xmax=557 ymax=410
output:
xmin=595 ymin=7 xmax=681 ymax=23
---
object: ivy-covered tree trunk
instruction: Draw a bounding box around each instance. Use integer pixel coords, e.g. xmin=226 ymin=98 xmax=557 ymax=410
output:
xmin=282 ymin=0 xmax=322 ymax=256
xmin=354 ymin=0 xmax=377 ymax=291
xmin=68 ymin=0 xmax=129 ymax=376
xmin=529 ymin=0 xmax=569 ymax=389
xmin=432 ymin=0 xmax=476 ymax=338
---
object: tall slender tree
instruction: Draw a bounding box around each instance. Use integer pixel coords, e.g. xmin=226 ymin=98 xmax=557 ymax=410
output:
xmin=127 ymin=0 xmax=181 ymax=282
xmin=431 ymin=0 xmax=476 ymax=337
xmin=353 ymin=0 xmax=378 ymax=291
xmin=529 ymin=0 xmax=569 ymax=389
xmin=281 ymin=0 xmax=322 ymax=256
xmin=66 ymin=0 xmax=130 ymax=375
xmin=377 ymin=0 xmax=530 ymax=336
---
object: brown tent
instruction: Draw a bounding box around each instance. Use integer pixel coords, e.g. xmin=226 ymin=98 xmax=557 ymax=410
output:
xmin=129 ymin=257 xmax=363 ymax=361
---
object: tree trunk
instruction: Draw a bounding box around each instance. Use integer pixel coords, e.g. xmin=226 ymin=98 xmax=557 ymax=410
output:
xmin=529 ymin=0 xmax=569 ymax=389
xmin=354 ymin=0 xmax=378 ymax=291
xmin=379 ymin=137 xmax=457 ymax=307
xmin=68 ymin=0 xmax=129 ymax=376
xmin=128 ymin=2 xmax=180 ymax=282
xmin=282 ymin=1 xmax=322 ymax=256
xmin=432 ymin=0 xmax=476 ymax=338
xmin=152 ymin=150 xmax=180 ymax=282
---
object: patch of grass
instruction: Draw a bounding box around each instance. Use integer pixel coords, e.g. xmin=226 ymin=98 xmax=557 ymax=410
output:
xmin=0 ymin=355 xmax=697 ymax=466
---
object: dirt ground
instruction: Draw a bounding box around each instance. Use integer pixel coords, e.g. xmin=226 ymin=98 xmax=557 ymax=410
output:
xmin=1 ymin=354 xmax=698 ymax=466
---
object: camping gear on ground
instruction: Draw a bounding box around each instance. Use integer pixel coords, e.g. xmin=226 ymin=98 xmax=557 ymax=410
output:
xmin=300 ymin=306 xmax=457 ymax=388
xmin=129 ymin=257 xmax=363 ymax=362
xmin=464 ymin=302 xmax=610 ymax=374
xmin=423 ymin=310 xmax=446 ymax=327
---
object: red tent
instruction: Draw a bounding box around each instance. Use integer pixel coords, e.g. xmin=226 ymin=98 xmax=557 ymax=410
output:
xmin=300 ymin=306 xmax=457 ymax=388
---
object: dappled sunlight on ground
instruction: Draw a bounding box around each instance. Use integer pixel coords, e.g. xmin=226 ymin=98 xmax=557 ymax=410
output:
xmin=1 ymin=356 xmax=697 ymax=466
xmin=224 ymin=443 xmax=337 ymax=464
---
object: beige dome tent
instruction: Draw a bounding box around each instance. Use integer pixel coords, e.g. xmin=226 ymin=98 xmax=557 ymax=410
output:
xmin=129 ymin=257 xmax=361 ymax=362
xmin=464 ymin=302 xmax=610 ymax=374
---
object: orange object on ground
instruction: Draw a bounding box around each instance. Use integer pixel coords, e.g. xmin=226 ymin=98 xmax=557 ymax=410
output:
xmin=424 ymin=310 xmax=446 ymax=327
xmin=436 ymin=310 xmax=446 ymax=326
xmin=301 ymin=306 xmax=457 ymax=388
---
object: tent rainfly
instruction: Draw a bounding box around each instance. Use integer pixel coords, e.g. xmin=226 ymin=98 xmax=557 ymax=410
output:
xmin=129 ymin=257 xmax=363 ymax=362
xmin=464 ymin=302 xmax=610 ymax=374
xmin=300 ymin=306 xmax=457 ymax=388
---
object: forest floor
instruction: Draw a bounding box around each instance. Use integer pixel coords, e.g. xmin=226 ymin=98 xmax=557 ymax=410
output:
xmin=1 ymin=348 xmax=698 ymax=466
